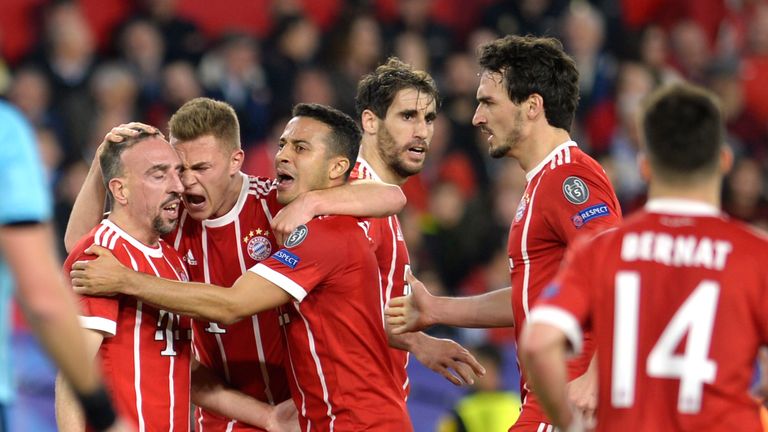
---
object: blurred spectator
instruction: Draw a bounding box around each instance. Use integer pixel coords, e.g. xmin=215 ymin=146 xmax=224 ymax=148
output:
xmin=116 ymin=18 xmax=166 ymax=113
xmin=264 ymin=13 xmax=322 ymax=120
xmin=200 ymin=33 xmax=270 ymax=144
xmin=436 ymin=343 xmax=521 ymax=432
xmin=324 ymin=12 xmax=384 ymax=115
xmin=669 ymin=19 xmax=712 ymax=83
xmin=480 ymin=0 xmax=568 ymax=38
xmin=30 ymin=0 xmax=99 ymax=164
xmin=144 ymin=60 xmax=204 ymax=129
xmin=86 ymin=62 xmax=140 ymax=156
xmin=132 ymin=0 xmax=206 ymax=63
xmin=382 ymin=0 xmax=454 ymax=69
xmin=723 ymin=157 xmax=768 ymax=230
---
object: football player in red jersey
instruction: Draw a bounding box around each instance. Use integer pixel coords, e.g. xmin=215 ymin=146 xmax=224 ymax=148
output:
xmin=72 ymin=104 xmax=414 ymax=431
xmin=57 ymin=130 xmax=277 ymax=431
xmin=272 ymin=57 xmax=485 ymax=395
xmin=64 ymin=98 xmax=406 ymax=431
xmin=385 ymin=35 xmax=622 ymax=431
xmin=522 ymin=83 xmax=768 ymax=432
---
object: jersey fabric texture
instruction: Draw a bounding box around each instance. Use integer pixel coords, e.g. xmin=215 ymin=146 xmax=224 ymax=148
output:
xmin=531 ymin=199 xmax=768 ymax=431
xmin=165 ymin=173 xmax=290 ymax=431
xmin=508 ymin=141 xmax=621 ymax=430
xmin=350 ymin=158 xmax=411 ymax=398
xmin=66 ymin=220 xmax=192 ymax=431
xmin=0 ymin=101 xmax=53 ymax=403
xmin=251 ymin=215 xmax=411 ymax=431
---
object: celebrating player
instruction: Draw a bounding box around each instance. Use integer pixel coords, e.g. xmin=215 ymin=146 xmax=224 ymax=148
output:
xmin=385 ymin=35 xmax=622 ymax=430
xmin=522 ymin=83 xmax=768 ymax=431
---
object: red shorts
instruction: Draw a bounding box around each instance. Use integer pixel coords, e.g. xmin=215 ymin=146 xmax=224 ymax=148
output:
xmin=508 ymin=392 xmax=556 ymax=432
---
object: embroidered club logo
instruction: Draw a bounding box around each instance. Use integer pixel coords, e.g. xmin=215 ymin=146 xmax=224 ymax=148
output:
xmin=285 ymin=224 xmax=308 ymax=248
xmin=562 ymin=176 xmax=589 ymax=205
xmin=514 ymin=194 xmax=530 ymax=222
xmin=247 ymin=236 xmax=272 ymax=261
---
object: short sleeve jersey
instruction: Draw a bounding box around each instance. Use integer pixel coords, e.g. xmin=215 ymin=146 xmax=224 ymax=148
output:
xmin=164 ymin=173 xmax=290 ymax=431
xmin=0 ymin=101 xmax=53 ymax=403
xmin=251 ymin=215 xmax=411 ymax=432
xmin=350 ymin=159 xmax=411 ymax=398
xmin=65 ymin=220 xmax=192 ymax=431
xmin=531 ymin=199 xmax=768 ymax=431
xmin=509 ymin=141 xmax=621 ymax=421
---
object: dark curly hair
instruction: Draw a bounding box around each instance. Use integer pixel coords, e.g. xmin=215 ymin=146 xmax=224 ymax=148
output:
xmin=478 ymin=35 xmax=579 ymax=132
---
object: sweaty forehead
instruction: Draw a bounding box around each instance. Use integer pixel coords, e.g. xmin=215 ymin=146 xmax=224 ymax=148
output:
xmin=124 ymin=137 xmax=180 ymax=169
xmin=281 ymin=116 xmax=331 ymax=143
xmin=477 ymin=71 xmax=506 ymax=97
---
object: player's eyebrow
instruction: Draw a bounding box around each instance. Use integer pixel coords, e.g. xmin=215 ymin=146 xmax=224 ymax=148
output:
xmin=146 ymin=163 xmax=171 ymax=175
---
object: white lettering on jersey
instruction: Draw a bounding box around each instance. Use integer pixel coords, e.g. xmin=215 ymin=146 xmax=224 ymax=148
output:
xmin=621 ymin=232 xmax=732 ymax=270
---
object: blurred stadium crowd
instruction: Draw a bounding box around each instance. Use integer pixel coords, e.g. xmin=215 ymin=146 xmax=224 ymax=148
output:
xmin=3 ymin=0 xmax=768 ymax=430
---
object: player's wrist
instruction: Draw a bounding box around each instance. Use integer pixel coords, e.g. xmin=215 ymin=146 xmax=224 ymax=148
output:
xmin=75 ymin=383 xmax=118 ymax=431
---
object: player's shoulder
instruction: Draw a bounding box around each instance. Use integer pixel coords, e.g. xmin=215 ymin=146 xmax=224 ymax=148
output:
xmin=65 ymin=221 xmax=123 ymax=267
xmin=246 ymin=175 xmax=278 ymax=198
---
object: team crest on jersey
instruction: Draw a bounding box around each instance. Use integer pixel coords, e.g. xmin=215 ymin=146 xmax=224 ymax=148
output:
xmin=247 ymin=236 xmax=272 ymax=261
xmin=285 ymin=225 xmax=308 ymax=248
xmin=514 ymin=194 xmax=530 ymax=222
xmin=562 ymin=176 xmax=589 ymax=205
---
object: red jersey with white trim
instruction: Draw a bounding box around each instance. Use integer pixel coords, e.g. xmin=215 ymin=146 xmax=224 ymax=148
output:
xmin=531 ymin=199 xmax=768 ymax=431
xmin=350 ymin=159 xmax=411 ymax=398
xmin=165 ymin=173 xmax=290 ymax=431
xmin=66 ymin=220 xmax=192 ymax=431
xmin=509 ymin=141 xmax=621 ymax=428
xmin=251 ymin=215 xmax=411 ymax=432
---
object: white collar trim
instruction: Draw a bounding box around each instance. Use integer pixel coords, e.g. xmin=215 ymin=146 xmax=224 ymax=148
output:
xmin=525 ymin=141 xmax=578 ymax=182
xmin=644 ymin=198 xmax=721 ymax=216
xmin=101 ymin=219 xmax=163 ymax=257
xmin=355 ymin=157 xmax=382 ymax=182
xmin=203 ymin=172 xmax=249 ymax=228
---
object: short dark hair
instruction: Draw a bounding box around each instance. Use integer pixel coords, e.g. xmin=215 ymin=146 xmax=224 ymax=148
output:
xmin=169 ymin=97 xmax=241 ymax=151
xmin=478 ymin=35 xmax=579 ymax=132
xmin=355 ymin=57 xmax=439 ymax=119
xmin=100 ymin=129 xmax=164 ymax=198
xmin=641 ymin=83 xmax=723 ymax=184
xmin=292 ymin=103 xmax=361 ymax=179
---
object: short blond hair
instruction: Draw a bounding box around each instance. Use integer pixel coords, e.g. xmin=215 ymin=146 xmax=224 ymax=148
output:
xmin=169 ymin=98 xmax=241 ymax=152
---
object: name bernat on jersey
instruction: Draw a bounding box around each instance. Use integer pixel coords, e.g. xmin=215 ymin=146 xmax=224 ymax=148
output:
xmin=620 ymin=232 xmax=733 ymax=271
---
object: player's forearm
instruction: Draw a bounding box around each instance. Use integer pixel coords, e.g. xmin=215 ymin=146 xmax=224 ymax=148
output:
xmin=387 ymin=329 xmax=422 ymax=352
xmin=309 ymin=180 xmax=406 ymax=217
xmin=432 ymin=287 xmax=514 ymax=328
xmin=121 ymin=272 xmax=246 ymax=324
xmin=4 ymin=224 xmax=102 ymax=395
xmin=55 ymin=374 xmax=86 ymax=432
xmin=520 ymin=324 xmax=574 ymax=430
xmin=191 ymin=361 xmax=274 ymax=428
xmin=65 ymin=159 xmax=106 ymax=252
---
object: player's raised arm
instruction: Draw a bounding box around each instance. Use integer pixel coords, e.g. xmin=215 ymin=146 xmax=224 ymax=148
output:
xmin=64 ymin=123 xmax=162 ymax=252
xmin=71 ymin=245 xmax=291 ymax=324
xmin=385 ymin=270 xmax=514 ymax=334
xmin=271 ymin=179 xmax=405 ymax=243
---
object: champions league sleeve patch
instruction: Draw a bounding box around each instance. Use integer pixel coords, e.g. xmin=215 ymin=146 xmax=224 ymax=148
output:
xmin=571 ymin=203 xmax=610 ymax=228
xmin=562 ymin=176 xmax=589 ymax=205
xmin=273 ymin=249 xmax=301 ymax=269
xmin=284 ymin=224 xmax=308 ymax=248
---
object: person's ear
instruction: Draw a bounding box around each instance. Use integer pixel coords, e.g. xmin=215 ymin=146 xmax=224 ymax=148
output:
xmin=527 ymin=93 xmax=544 ymax=119
xmin=108 ymin=178 xmax=128 ymax=205
xmin=230 ymin=149 xmax=244 ymax=175
xmin=638 ymin=152 xmax=652 ymax=183
xmin=361 ymin=109 xmax=380 ymax=135
xmin=328 ymin=157 xmax=350 ymax=181
xmin=720 ymin=145 xmax=733 ymax=176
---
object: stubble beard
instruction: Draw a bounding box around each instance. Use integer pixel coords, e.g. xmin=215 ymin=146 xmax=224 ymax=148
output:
xmin=377 ymin=125 xmax=424 ymax=179
xmin=153 ymin=215 xmax=177 ymax=236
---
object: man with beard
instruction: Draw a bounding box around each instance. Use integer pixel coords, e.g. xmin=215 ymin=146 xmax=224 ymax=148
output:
xmin=65 ymin=98 xmax=407 ymax=431
xmin=385 ymin=35 xmax=622 ymax=431
xmin=352 ymin=57 xmax=484 ymax=392
xmin=71 ymin=104 xmax=415 ymax=431
xmin=57 ymin=130 xmax=272 ymax=430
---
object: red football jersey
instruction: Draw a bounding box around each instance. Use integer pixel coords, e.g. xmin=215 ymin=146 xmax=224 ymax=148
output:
xmin=165 ymin=173 xmax=290 ymax=431
xmin=251 ymin=215 xmax=412 ymax=431
xmin=531 ymin=199 xmax=768 ymax=431
xmin=350 ymin=159 xmax=411 ymax=398
xmin=508 ymin=141 xmax=621 ymax=427
xmin=66 ymin=220 xmax=192 ymax=431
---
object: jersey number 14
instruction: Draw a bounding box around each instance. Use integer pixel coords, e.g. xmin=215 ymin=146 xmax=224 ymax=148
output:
xmin=612 ymin=271 xmax=719 ymax=414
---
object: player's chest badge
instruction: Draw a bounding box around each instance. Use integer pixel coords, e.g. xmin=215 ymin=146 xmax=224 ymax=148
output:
xmin=514 ymin=193 xmax=530 ymax=223
xmin=243 ymin=228 xmax=272 ymax=261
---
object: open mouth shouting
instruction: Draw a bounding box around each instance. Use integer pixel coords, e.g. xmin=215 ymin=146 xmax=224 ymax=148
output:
xmin=162 ymin=196 xmax=181 ymax=219
xmin=276 ymin=169 xmax=295 ymax=192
